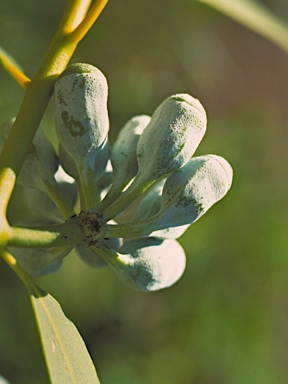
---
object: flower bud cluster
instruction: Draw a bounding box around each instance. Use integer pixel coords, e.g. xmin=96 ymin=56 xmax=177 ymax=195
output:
xmin=1 ymin=63 xmax=233 ymax=291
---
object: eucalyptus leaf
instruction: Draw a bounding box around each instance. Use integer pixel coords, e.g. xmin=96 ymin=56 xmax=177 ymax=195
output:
xmin=197 ymin=0 xmax=288 ymax=53
xmin=30 ymin=286 xmax=100 ymax=384
xmin=0 ymin=374 xmax=11 ymax=384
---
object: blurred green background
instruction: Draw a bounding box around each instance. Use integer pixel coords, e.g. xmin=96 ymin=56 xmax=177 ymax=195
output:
xmin=1 ymin=0 xmax=288 ymax=383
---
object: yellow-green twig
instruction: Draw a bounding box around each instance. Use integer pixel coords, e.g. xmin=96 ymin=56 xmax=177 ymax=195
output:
xmin=0 ymin=0 xmax=109 ymax=176
xmin=0 ymin=250 xmax=34 ymax=289
xmin=7 ymin=218 xmax=85 ymax=248
xmin=71 ymin=0 xmax=109 ymax=42
xmin=0 ymin=46 xmax=31 ymax=89
xmin=0 ymin=0 xmax=109 ymax=252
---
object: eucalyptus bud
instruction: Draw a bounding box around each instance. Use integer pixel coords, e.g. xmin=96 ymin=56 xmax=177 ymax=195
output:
xmin=98 ymin=115 xmax=150 ymax=209
xmin=55 ymin=63 xmax=109 ymax=156
xmin=135 ymin=179 xmax=189 ymax=239
xmin=102 ymin=93 xmax=207 ymax=220
xmin=105 ymin=154 xmax=233 ymax=238
xmin=134 ymin=179 xmax=165 ymax=219
xmin=111 ymin=115 xmax=151 ymax=185
xmin=135 ymin=94 xmax=207 ymax=183
xmin=157 ymin=154 xmax=233 ymax=227
xmin=105 ymin=237 xmax=186 ymax=292
xmin=54 ymin=63 xmax=110 ymax=209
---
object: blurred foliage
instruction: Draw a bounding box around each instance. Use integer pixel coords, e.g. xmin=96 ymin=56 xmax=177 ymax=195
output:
xmin=1 ymin=0 xmax=288 ymax=383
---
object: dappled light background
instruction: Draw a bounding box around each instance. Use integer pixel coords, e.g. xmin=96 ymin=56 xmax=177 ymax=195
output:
xmin=1 ymin=0 xmax=288 ymax=383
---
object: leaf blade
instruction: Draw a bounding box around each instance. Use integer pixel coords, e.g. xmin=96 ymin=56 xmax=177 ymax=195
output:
xmin=30 ymin=285 xmax=100 ymax=384
xmin=196 ymin=0 xmax=288 ymax=53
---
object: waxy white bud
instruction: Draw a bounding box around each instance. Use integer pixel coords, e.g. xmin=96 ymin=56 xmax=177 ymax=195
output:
xmin=157 ymin=154 xmax=233 ymax=227
xmin=54 ymin=63 xmax=110 ymax=208
xmin=108 ymin=237 xmax=186 ymax=292
xmin=111 ymin=115 xmax=151 ymax=190
xmin=97 ymin=115 xmax=151 ymax=212
xmin=101 ymin=94 xmax=207 ymax=220
xmin=136 ymin=94 xmax=206 ymax=183
xmin=54 ymin=63 xmax=109 ymax=161
xmin=105 ymin=155 xmax=233 ymax=239
xmin=135 ymin=180 xmax=189 ymax=239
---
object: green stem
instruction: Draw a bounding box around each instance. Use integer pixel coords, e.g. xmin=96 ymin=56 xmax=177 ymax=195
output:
xmin=0 ymin=167 xmax=15 ymax=217
xmin=77 ymin=164 xmax=101 ymax=211
xmin=0 ymin=0 xmax=110 ymax=251
xmin=95 ymin=178 xmax=125 ymax=212
xmin=0 ymin=168 xmax=16 ymax=247
xmin=0 ymin=0 xmax=92 ymax=176
xmin=71 ymin=0 xmax=109 ymax=41
xmin=90 ymin=242 xmax=118 ymax=264
xmin=105 ymin=216 xmax=157 ymax=238
xmin=101 ymin=175 xmax=153 ymax=221
xmin=7 ymin=220 xmax=85 ymax=248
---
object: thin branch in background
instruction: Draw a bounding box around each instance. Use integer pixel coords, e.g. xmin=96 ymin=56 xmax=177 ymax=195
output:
xmin=0 ymin=45 xmax=30 ymax=89
xmin=71 ymin=0 xmax=109 ymax=42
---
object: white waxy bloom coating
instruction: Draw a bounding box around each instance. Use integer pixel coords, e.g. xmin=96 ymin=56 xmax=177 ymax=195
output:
xmin=54 ymin=63 xmax=109 ymax=165
xmin=111 ymin=237 xmax=186 ymax=292
xmin=134 ymin=179 xmax=165 ymax=219
xmin=106 ymin=154 xmax=233 ymax=239
xmin=136 ymin=93 xmax=207 ymax=183
xmin=157 ymin=154 xmax=233 ymax=227
xmin=110 ymin=115 xmax=151 ymax=188
xmin=134 ymin=179 xmax=189 ymax=239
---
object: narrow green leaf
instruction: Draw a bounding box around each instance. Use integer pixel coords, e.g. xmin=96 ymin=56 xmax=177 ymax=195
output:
xmin=30 ymin=285 xmax=100 ymax=384
xmin=0 ymin=375 xmax=11 ymax=384
xmin=196 ymin=0 xmax=288 ymax=53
